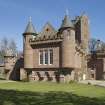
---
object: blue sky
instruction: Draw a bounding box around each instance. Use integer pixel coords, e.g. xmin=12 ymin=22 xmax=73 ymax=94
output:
xmin=0 ymin=0 xmax=105 ymax=51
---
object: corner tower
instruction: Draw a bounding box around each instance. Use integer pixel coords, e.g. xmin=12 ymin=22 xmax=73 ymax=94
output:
xmin=59 ymin=14 xmax=75 ymax=68
xmin=23 ymin=17 xmax=37 ymax=69
xmin=81 ymin=15 xmax=89 ymax=50
xmin=75 ymin=14 xmax=89 ymax=51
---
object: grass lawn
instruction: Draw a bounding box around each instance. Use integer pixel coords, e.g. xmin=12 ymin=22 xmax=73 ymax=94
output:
xmin=0 ymin=81 xmax=105 ymax=105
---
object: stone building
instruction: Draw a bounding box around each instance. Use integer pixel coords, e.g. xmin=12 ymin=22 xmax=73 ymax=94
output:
xmin=22 ymin=13 xmax=89 ymax=82
xmin=4 ymin=49 xmax=18 ymax=80
xmin=4 ymin=13 xmax=90 ymax=82
xmin=87 ymin=42 xmax=105 ymax=80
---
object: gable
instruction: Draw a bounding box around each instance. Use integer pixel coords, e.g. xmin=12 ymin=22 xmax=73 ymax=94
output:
xmin=40 ymin=22 xmax=57 ymax=36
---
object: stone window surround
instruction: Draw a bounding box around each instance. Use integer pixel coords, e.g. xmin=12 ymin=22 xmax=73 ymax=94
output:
xmin=39 ymin=49 xmax=53 ymax=65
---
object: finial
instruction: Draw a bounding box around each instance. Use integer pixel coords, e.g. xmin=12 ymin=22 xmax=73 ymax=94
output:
xmin=81 ymin=11 xmax=86 ymax=16
xmin=65 ymin=9 xmax=69 ymax=16
xmin=29 ymin=16 xmax=32 ymax=22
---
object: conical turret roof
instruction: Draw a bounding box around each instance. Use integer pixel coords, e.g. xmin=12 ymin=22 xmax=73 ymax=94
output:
xmin=61 ymin=15 xmax=74 ymax=28
xmin=24 ymin=17 xmax=36 ymax=33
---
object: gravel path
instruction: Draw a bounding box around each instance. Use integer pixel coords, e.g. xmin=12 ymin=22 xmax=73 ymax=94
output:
xmin=0 ymin=80 xmax=16 ymax=83
xmin=79 ymin=80 xmax=105 ymax=87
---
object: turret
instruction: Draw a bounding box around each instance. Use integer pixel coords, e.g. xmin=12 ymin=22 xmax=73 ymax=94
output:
xmin=23 ymin=17 xmax=37 ymax=68
xmin=59 ymin=13 xmax=76 ymax=68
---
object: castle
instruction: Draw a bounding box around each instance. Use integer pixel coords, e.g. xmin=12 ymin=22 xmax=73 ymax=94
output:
xmin=4 ymin=13 xmax=92 ymax=82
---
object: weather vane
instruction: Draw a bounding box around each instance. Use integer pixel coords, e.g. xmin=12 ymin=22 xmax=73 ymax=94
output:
xmin=29 ymin=16 xmax=32 ymax=22
xmin=66 ymin=9 xmax=69 ymax=15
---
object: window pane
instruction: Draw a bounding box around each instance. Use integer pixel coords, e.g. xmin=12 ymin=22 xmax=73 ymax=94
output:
xmin=39 ymin=50 xmax=43 ymax=64
xmin=45 ymin=50 xmax=48 ymax=64
xmin=49 ymin=49 xmax=53 ymax=64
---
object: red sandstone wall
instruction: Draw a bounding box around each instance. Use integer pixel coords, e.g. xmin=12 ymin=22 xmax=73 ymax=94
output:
xmin=33 ymin=46 xmax=60 ymax=68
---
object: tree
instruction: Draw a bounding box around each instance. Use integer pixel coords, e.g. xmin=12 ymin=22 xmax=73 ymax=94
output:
xmin=88 ymin=38 xmax=105 ymax=53
xmin=101 ymin=42 xmax=105 ymax=51
xmin=0 ymin=37 xmax=8 ymax=53
xmin=0 ymin=37 xmax=18 ymax=63
xmin=88 ymin=38 xmax=97 ymax=52
xmin=9 ymin=39 xmax=17 ymax=56
xmin=0 ymin=37 xmax=9 ymax=63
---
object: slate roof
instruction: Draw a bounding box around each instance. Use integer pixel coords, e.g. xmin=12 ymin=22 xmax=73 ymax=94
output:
xmin=29 ymin=15 xmax=75 ymax=42
xmin=60 ymin=15 xmax=74 ymax=28
xmin=24 ymin=18 xmax=36 ymax=33
xmin=39 ymin=22 xmax=57 ymax=37
xmin=30 ymin=22 xmax=63 ymax=42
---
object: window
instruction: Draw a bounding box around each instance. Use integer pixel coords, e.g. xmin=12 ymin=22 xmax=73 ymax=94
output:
xmin=45 ymin=50 xmax=48 ymax=64
xmin=39 ymin=50 xmax=43 ymax=64
xmin=39 ymin=49 xmax=53 ymax=65
xmin=49 ymin=49 xmax=53 ymax=64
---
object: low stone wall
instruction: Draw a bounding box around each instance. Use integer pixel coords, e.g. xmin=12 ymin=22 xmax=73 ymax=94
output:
xmin=0 ymin=65 xmax=5 ymax=79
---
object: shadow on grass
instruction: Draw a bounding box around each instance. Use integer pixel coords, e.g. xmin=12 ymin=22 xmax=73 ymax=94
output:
xmin=0 ymin=78 xmax=6 ymax=80
xmin=0 ymin=89 xmax=105 ymax=105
